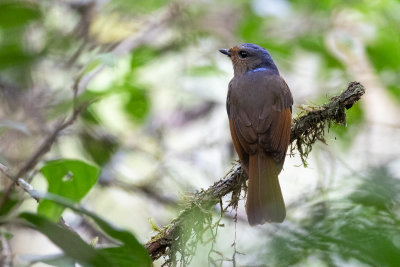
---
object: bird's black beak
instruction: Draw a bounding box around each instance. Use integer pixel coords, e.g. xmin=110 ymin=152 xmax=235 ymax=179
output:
xmin=219 ymin=49 xmax=231 ymax=57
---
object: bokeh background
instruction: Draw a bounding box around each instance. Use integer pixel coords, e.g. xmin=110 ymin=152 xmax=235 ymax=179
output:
xmin=1 ymin=0 xmax=400 ymax=266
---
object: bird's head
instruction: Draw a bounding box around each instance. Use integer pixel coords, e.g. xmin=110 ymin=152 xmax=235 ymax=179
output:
xmin=219 ymin=43 xmax=279 ymax=76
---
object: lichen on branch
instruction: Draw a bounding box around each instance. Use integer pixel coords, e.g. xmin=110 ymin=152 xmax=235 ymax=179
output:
xmin=290 ymin=81 xmax=365 ymax=166
xmin=145 ymin=81 xmax=365 ymax=264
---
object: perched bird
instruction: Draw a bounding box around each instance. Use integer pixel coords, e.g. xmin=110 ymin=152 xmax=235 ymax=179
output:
xmin=220 ymin=43 xmax=293 ymax=225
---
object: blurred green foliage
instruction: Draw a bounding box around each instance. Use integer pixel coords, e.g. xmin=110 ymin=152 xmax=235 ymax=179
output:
xmin=123 ymin=84 xmax=150 ymax=123
xmin=0 ymin=2 xmax=41 ymax=29
xmin=0 ymin=1 xmax=42 ymax=83
xmin=22 ymin=192 xmax=151 ymax=266
xmin=0 ymin=192 xmax=19 ymax=217
xmin=110 ymin=0 xmax=167 ymax=13
xmin=80 ymin=131 xmax=119 ymax=166
xmin=266 ymin=167 xmax=400 ymax=266
xmin=367 ymin=27 xmax=400 ymax=101
xmin=21 ymin=212 xmax=113 ymax=267
xmin=130 ymin=46 xmax=161 ymax=70
xmin=1 ymin=0 xmax=400 ymax=266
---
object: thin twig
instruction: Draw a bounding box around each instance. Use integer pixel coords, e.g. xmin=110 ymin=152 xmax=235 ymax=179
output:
xmin=0 ymin=0 xmax=188 ymax=213
xmin=0 ymin=102 xmax=89 ymax=208
xmin=18 ymin=103 xmax=88 ymax=178
xmin=0 ymin=163 xmax=40 ymax=203
xmin=145 ymin=82 xmax=365 ymax=262
xmin=0 ymin=234 xmax=12 ymax=267
xmin=101 ymin=179 xmax=177 ymax=206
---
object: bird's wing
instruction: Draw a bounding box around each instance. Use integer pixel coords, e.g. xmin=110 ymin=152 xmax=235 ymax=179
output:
xmin=258 ymin=77 xmax=292 ymax=163
xmin=227 ymin=82 xmax=250 ymax=167
xmin=227 ymin=74 xmax=292 ymax=164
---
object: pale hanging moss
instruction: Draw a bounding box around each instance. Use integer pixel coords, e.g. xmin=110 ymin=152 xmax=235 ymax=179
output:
xmin=146 ymin=82 xmax=365 ymax=266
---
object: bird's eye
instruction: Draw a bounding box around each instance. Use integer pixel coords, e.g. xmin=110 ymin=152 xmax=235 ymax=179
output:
xmin=238 ymin=51 xmax=248 ymax=58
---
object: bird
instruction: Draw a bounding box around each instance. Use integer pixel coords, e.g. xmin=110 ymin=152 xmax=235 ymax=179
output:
xmin=219 ymin=43 xmax=293 ymax=225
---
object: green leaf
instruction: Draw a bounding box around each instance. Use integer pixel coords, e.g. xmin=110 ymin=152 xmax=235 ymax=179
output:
xmin=32 ymin=247 xmax=151 ymax=267
xmin=0 ymin=43 xmax=37 ymax=70
xmin=79 ymin=58 xmax=102 ymax=78
xmin=78 ymin=53 xmax=115 ymax=80
xmin=80 ymin=131 xmax=119 ymax=166
xmin=38 ymin=159 xmax=100 ymax=221
xmin=100 ymin=247 xmax=149 ymax=267
xmin=0 ymin=1 xmax=41 ymax=29
xmin=0 ymin=191 xmax=19 ymax=217
xmin=19 ymin=212 xmax=113 ymax=267
xmin=80 ymin=106 xmax=101 ymax=125
xmin=130 ymin=46 xmax=160 ymax=71
xmin=34 ymin=193 xmax=151 ymax=266
xmin=123 ymin=85 xmax=150 ymax=123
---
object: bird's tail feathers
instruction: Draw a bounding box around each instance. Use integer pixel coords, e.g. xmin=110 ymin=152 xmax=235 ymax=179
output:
xmin=246 ymin=153 xmax=285 ymax=225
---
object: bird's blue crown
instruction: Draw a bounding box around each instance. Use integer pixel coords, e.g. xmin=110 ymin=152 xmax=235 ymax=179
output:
xmin=241 ymin=43 xmax=279 ymax=74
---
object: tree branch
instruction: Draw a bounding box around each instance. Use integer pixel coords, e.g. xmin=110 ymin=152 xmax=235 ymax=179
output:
xmin=0 ymin=163 xmax=41 ymax=202
xmin=145 ymin=81 xmax=366 ymax=262
xmin=0 ymin=102 xmax=89 ymax=208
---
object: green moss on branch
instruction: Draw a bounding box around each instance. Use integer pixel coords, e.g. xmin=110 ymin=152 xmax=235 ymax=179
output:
xmin=145 ymin=82 xmax=366 ymax=264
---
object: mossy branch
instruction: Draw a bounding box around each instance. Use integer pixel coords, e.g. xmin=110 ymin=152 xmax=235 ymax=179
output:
xmin=145 ymin=81 xmax=365 ymax=263
xmin=290 ymin=81 xmax=365 ymax=166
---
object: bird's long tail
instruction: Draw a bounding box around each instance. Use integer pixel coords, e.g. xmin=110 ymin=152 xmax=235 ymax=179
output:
xmin=246 ymin=152 xmax=285 ymax=225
